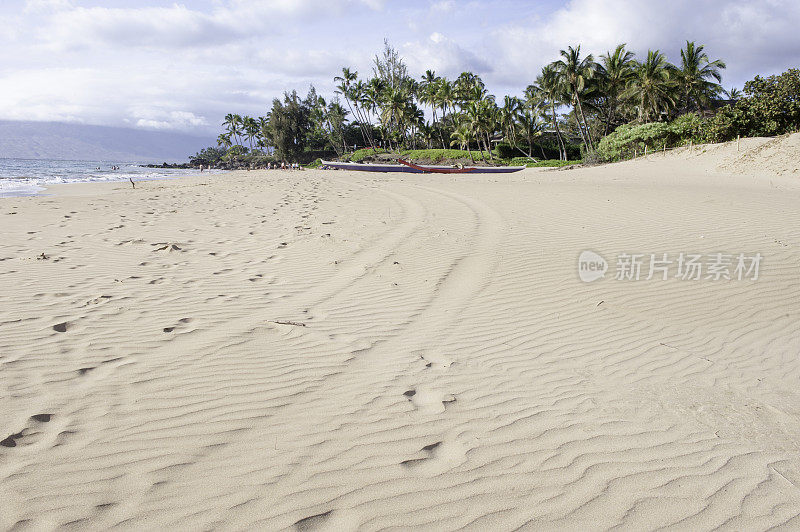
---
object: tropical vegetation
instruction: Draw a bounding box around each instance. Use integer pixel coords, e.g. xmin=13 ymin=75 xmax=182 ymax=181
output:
xmin=194 ymin=39 xmax=799 ymax=168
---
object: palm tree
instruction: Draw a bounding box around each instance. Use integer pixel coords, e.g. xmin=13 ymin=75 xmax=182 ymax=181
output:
xmin=420 ymin=70 xmax=444 ymax=146
xmin=331 ymin=101 xmax=350 ymax=154
xmin=222 ymin=113 xmax=244 ymax=146
xmin=500 ymin=95 xmax=522 ymax=151
xmin=436 ymin=78 xmax=457 ymax=132
xmin=597 ymin=44 xmax=636 ymax=134
xmin=465 ymin=102 xmax=484 ymax=158
xmin=482 ymin=99 xmax=498 ymax=161
xmin=408 ymin=106 xmax=425 ymax=149
xmin=516 ymin=108 xmax=543 ymax=159
xmin=677 ymin=41 xmax=726 ymax=112
xmin=552 ymin=45 xmax=597 ymax=150
xmin=309 ymin=96 xmax=347 ymax=156
xmin=335 ymin=67 xmax=375 ymax=151
xmin=726 ymin=87 xmax=741 ymax=100
xmin=217 ymin=132 xmax=232 ymax=149
xmin=535 ymin=65 xmax=567 ymax=160
xmin=465 ymin=99 xmax=496 ymax=162
xmin=625 ymin=50 xmax=677 ymax=122
xmin=450 ymin=121 xmax=475 ymax=162
xmin=242 ymin=116 xmax=259 ymax=149
xmin=418 ymin=121 xmax=436 ymax=149
xmin=380 ymin=86 xmax=411 ymax=149
xmin=364 ymin=77 xmax=386 ymax=148
xmin=257 ymin=116 xmax=271 ymax=155
xmin=455 ymin=72 xmax=484 ymax=107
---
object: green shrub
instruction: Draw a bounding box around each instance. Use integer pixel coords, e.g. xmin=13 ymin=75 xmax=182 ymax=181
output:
xmin=596 ymin=122 xmax=668 ymax=161
xmin=531 ymin=159 xmax=582 ymax=167
xmin=669 ymin=112 xmax=706 ymax=143
xmin=400 ymin=149 xmax=493 ymax=162
xmin=596 ymin=115 xmax=709 ymax=162
xmin=704 ymin=68 xmax=800 ymax=142
xmin=495 ymin=143 xmax=516 ymax=159
xmin=507 ymin=157 xmax=581 ymax=167
xmin=340 ymin=148 xmax=580 ymax=167
xmin=189 ymin=146 xmax=226 ymax=167
xmin=221 ymin=145 xmax=249 ymax=161
xmin=346 ymin=148 xmax=377 ymax=162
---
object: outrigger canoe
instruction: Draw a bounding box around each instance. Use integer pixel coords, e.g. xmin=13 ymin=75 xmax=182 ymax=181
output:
xmin=320 ymin=159 xmax=525 ymax=174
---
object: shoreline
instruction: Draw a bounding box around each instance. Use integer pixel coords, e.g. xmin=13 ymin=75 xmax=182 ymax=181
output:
xmin=0 ymin=169 xmax=228 ymax=199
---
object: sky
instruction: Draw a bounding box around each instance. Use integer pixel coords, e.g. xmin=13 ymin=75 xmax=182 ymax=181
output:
xmin=1 ymin=0 xmax=798 ymax=136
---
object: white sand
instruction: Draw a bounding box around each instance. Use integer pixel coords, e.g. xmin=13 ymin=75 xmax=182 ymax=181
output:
xmin=2 ymin=135 xmax=800 ymax=529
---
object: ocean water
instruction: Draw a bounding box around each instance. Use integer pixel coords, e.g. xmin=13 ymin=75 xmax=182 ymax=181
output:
xmin=0 ymin=159 xmax=217 ymax=197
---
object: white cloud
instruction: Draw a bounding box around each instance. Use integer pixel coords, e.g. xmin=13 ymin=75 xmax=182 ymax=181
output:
xmin=1 ymin=0 xmax=798 ymax=134
xmin=133 ymin=111 xmax=209 ymax=131
xmin=403 ymin=32 xmax=492 ymax=78
xmin=23 ymin=0 xmax=71 ymax=14
xmin=486 ymin=0 xmax=800 ymax=90
xmin=228 ymin=0 xmax=384 ymax=16
xmin=29 ymin=0 xmax=385 ymax=52
xmin=37 ymin=5 xmax=240 ymax=50
xmin=430 ymin=0 xmax=455 ymax=12
xmin=254 ymin=48 xmax=358 ymax=78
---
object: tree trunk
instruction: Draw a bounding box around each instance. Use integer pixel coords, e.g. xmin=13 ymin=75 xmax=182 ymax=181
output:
xmin=575 ymin=96 xmax=593 ymax=150
xmin=355 ymin=103 xmax=377 ymax=151
xmin=551 ymin=105 xmax=566 ymax=160
xmin=433 ymin=108 xmax=444 ymax=148
xmin=359 ymin=105 xmax=378 ymax=151
xmin=344 ymin=98 xmax=369 ymax=150
xmin=325 ymin=116 xmax=342 ymax=156
xmin=572 ymin=100 xmax=590 ymax=151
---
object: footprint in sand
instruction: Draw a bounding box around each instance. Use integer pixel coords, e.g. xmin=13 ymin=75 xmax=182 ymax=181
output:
xmin=400 ymin=439 xmax=467 ymax=474
xmin=403 ymin=386 xmax=456 ymax=414
xmin=151 ymin=242 xmax=183 ymax=252
xmin=84 ymin=295 xmax=112 ymax=306
xmin=294 ymin=510 xmax=333 ymax=531
xmin=1 ymin=414 xmax=55 ymax=448
xmin=419 ymin=353 xmax=455 ymax=370
xmin=163 ymin=317 xmax=193 ymax=334
xmin=1 ymin=431 xmax=25 ymax=448
xmin=117 ymin=238 xmax=145 ymax=246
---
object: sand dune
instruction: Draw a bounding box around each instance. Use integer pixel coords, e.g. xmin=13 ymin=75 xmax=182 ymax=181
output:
xmin=2 ymin=140 xmax=800 ymax=529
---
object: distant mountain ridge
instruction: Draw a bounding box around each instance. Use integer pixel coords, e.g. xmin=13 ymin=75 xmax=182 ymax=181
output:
xmin=0 ymin=121 xmax=216 ymax=162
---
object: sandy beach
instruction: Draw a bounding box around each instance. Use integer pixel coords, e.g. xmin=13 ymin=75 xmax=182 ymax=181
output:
xmin=2 ymin=136 xmax=800 ymax=529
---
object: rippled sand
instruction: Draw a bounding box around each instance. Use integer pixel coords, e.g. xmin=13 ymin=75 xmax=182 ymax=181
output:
xmin=2 ymin=136 xmax=800 ymax=529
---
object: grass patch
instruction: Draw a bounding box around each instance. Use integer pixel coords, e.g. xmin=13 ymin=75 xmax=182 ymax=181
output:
xmin=347 ymin=148 xmax=498 ymax=163
xmin=508 ymin=157 xmax=582 ymax=167
xmin=343 ymin=148 xmax=581 ymax=167
xmin=346 ymin=148 xmax=379 ymax=162
xmin=399 ymin=149 xmax=495 ymax=162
